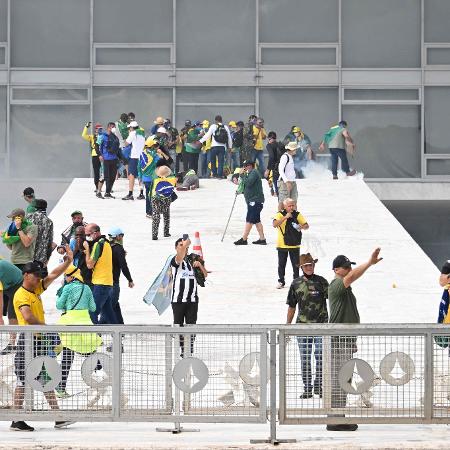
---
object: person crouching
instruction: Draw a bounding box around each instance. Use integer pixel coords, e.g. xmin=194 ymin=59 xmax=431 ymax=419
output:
xmin=151 ymin=166 xmax=176 ymax=240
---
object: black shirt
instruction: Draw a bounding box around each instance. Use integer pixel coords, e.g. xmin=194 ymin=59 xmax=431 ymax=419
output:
xmin=111 ymin=243 xmax=133 ymax=285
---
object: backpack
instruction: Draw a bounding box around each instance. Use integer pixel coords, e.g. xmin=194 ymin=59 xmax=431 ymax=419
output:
xmin=106 ymin=133 xmax=120 ymax=156
xmin=214 ymin=124 xmax=228 ymax=144
xmin=232 ymin=129 xmax=244 ymax=148
xmin=154 ymin=177 xmax=175 ymax=199
xmin=279 ymin=210 xmax=302 ymax=246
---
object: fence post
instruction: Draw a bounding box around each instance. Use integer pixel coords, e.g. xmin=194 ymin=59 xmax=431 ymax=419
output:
xmin=111 ymin=329 xmax=122 ymax=420
xmin=424 ymin=331 xmax=433 ymax=423
xmin=24 ymin=330 xmax=34 ymax=412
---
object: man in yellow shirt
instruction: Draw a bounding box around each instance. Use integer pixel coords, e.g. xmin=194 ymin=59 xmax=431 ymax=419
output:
xmin=11 ymin=247 xmax=75 ymax=431
xmin=82 ymin=122 xmax=104 ymax=194
xmin=272 ymin=198 xmax=309 ymax=289
xmin=252 ymin=117 xmax=267 ymax=174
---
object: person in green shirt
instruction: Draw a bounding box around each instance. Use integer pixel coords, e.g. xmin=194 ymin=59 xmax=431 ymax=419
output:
xmin=327 ymin=248 xmax=382 ymax=432
xmin=234 ymin=160 xmax=266 ymax=246
xmin=23 ymin=187 xmax=36 ymax=214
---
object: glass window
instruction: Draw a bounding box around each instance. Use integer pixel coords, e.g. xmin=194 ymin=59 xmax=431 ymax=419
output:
xmin=0 ymin=0 xmax=7 ymax=42
xmin=261 ymin=48 xmax=336 ymax=65
xmin=425 ymin=87 xmax=450 ymax=154
xmin=427 ymin=48 xmax=450 ymax=65
xmin=12 ymin=88 xmax=89 ymax=102
xmin=96 ymin=48 xmax=171 ymax=66
xmin=342 ymin=105 xmax=421 ymax=178
xmin=175 ymin=105 xmax=255 ymax=131
xmin=10 ymin=105 xmax=90 ymax=178
xmin=344 ymin=89 xmax=419 ymax=101
xmin=176 ymin=87 xmax=255 ymax=104
xmin=259 ymin=0 xmax=338 ymax=43
xmin=425 ymin=0 xmax=450 ymax=42
xmin=93 ymin=88 xmax=173 ymax=135
xmin=426 ymin=159 xmax=450 ymax=176
xmin=94 ymin=0 xmax=172 ymax=43
xmin=10 ymin=0 xmax=90 ymax=68
xmin=0 ymin=87 xmax=6 ymax=155
xmin=342 ymin=0 xmax=420 ymax=68
xmin=259 ymin=88 xmax=338 ymax=149
xmin=176 ymin=0 xmax=255 ymax=68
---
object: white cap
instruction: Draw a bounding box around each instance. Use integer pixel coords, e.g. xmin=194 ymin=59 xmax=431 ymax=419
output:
xmin=127 ymin=121 xmax=139 ymax=128
xmin=156 ymin=127 xmax=167 ymax=133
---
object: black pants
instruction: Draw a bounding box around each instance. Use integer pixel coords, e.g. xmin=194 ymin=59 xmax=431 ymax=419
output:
xmin=57 ymin=347 xmax=96 ymax=392
xmin=103 ymin=159 xmax=118 ymax=194
xmin=151 ymin=197 xmax=171 ymax=238
xmin=277 ymin=248 xmax=300 ymax=284
xmin=185 ymin=152 xmax=199 ymax=173
xmin=172 ymin=302 xmax=198 ymax=355
xmin=92 ymin=155 xmax=102 ymax=189
xmin=175 ymin=153 xmax=183 ymax=173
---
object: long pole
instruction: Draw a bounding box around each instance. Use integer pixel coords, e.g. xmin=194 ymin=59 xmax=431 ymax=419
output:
xmin=220 ymin=192 xmax=238 ymax=242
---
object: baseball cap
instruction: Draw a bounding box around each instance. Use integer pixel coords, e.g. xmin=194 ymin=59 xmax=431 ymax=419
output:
xmin=193 ymin=120 xmax=201 ymax=127
xmin=94 ymin=123 xmax=103 ymax=129
xmin=156 ymin=127 xmax=167 ymax=134
xmin=184 ymin=120 xmax=192 ymax=127
xmin=64 ymin=264 xmax=84 ymax=282
xmin=292 ymin=126 xmax=301 ymax=133
xmin=23 ymin=187 xmax=34 ymax=197
xmin=243 ymin=160 xmax=255 ymax=167
xmin=299 ymin=253 xmax=318 ymax=267
xmin=127 ymin=120 xmax=139 ymax=128
xmin=108 ymin=227 xmax=124 ymax=238
xmin=21 ymin=261 xmax=47 ymax=278
xmin=7 ymin=208 xmax=25 ymax=218
xmin=228 ymin=121 xmax=237 ymax=128
xmin=71 ymin=210 xmax=83 ymax=217
xmin=202 ymin=119 xmax=210 ymax=126
xmin=332 ymin=255 xmax=356 ymax=269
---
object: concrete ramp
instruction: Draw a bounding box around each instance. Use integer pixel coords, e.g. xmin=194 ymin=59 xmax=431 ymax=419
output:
xmin=45 ymin=174 xmax=440 ymax=325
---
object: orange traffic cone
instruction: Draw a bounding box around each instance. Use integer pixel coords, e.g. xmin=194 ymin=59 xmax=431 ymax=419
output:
xmin=192 ymin=231 xmax=204 ymax=259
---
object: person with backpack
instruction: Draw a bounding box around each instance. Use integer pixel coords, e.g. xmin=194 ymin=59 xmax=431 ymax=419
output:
xmin=98 ymin=122 xmax=120 ymax=199
xmin=265 ymin=131 xmax=284 ymax=197
xmin=199 ymin=115 xmax=232 ymax=179
xmin=151 ymin=166 xmax=177 ymax=240
xmin=278 ymin=142 xmax=299 ymax=211
xmin=272 ymin=198 xmax=309 ymax=289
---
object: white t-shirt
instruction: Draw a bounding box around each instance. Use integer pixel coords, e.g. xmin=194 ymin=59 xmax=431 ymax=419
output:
xmin=126 ymin=131 xmax=145 ymax=159
xmin=278 ymin=152 xmax=296 ymax=182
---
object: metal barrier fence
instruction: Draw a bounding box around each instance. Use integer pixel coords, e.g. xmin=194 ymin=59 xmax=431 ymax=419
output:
xmin=0 ymin=324 xmax=449 ymax=444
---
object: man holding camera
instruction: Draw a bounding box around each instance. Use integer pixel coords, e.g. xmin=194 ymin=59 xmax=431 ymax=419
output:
xmin=82 ymin=121 xmax=103 ymax=194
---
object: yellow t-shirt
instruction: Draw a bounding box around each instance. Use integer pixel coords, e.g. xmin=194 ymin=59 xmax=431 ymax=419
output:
xmin=253 ymin=126 xmax=267 ymax=151
xmin=0 ymin=281 xmax=3 ymax=291
xmin=13 ymin=281 xmax=45 ymax=326
xmin=202 ymin=136 xmax=212 ymax=152
xmin=82 ymin=126 xmax=97 ymax=157
xmin=274 ymin=211 xmax=307 ymax=249
xmin=91 ymin=239 xmax=113 ymax=286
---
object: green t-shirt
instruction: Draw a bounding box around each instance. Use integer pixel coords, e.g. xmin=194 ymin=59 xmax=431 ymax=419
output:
xmin=10 ymin=223 xmax=38 ymax=265
xmin=0 ymin=260 xmax=23 ymax=290
xmin=328 ymin=277 xmax=360 ymax=324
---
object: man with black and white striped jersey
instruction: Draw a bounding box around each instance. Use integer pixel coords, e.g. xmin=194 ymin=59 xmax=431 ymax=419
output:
xmin=170 ymin=235 xmax=207 ymax=358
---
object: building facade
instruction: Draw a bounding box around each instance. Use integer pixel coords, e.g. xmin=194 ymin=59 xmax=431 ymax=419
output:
xmin=0 ymin=0 xmax=450 ymax=183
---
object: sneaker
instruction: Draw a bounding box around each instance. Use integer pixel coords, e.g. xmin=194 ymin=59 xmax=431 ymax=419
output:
xmin=55 ymin=388 xmax=70 ymax=399
xmin=326 ymin=424 xmax=358 ymax=431
xmin=313 ymin=385 xmax=323 ymax=397
xmin=276 ymin=282 xmax=285 ymax=289
xmin=164 ymin=233 xmax=171 ymax=237
xmin=333 ymin=175 xmax=338 ymax=180
xmin=0 ymin=343 xmax=17 ymax=355
xmin=104 ymin=193 xmax=115 ymax=199
xmin=189 ymin=185 xmax=197 ymax=190
xmin=10 ymin=421 xmax=34 ymax=431
xmin=234 ymin=238 xmax=247 ymax=245
xmin=152 ymin=236 xmax=158 ymax=240
xmin=346 ymin=169 xmax=356 ymax=177
xmin=146 ymin=214 xmax=152 ymax=219
xmin=55 ymin=421 xmax=76 ymax=429
xmin=137 ymin=193 xmax=145 ymax=200
xmin=300 ymin=391 xmax=313 ymax=399
xmin=122 ymin=194 xmax=134 ymax=201
xmin=252 ymin=239 xmax=267 ymax=245
xmin=96 ymin=192 xmax=104 ymax=199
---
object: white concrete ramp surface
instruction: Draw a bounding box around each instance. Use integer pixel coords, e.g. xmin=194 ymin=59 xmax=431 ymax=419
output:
xmin=42 ymin=174 xmax=440 ymax=325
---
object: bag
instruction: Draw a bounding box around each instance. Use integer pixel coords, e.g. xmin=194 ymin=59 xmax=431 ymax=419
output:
xmin=122 ymin=144 xmax=132 ymax=161
xmin=434 ymin=289 xmax=450 ymax=348
xmin=279 ymin=211 xmax=302 ymax=246
xmin=214 ymin=124 xmax=228 ymax=144
xmin=232 ymin=129 xmax=243 ymax=148
xmin=106 ymin=133 xmax=120 ymax=156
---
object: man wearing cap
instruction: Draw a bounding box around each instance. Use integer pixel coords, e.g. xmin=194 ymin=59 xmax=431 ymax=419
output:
xmin=199 ymin=115 xmax=232 ymax=179
xmin=83 ymin=223 xmax=117 ymax=324
xmin=283 ymin=126 xmax=313 ymax=178
xmin=123 ymin=121 xmax=145 ymax=201
xmin=234 ymin=160 xmax=266 ymax=245
xmin=252 ymin=117 xmax=267 ymax=175
xmin=2 ymin=208 xmax=37 ymax=271
xmin=82 ymin=121 xmax=104 ymax=194
xmin=58 ymin=210 xmax=87 ymax=253
xmin=272 ymin=198 xmax=309 ymax=289
xmin=163 ymin=118 xmax=179 ymax=164
xmin=327 ymin=248 xmax=382 ymax=432
xmin=108 ymin=227 xmax=134 ymax=324
xmin=319 ymin=121 xmax=356 ymax=180
xmin=27 ymin=199 xmax=54 ymax=266
xmin=23 ymin=187 xmax=36 ymax=214
xmin=199 ymin=120 xmax=211 ymax=178
xmin=11 ymin=247 xmax=75 ymax=431
xmin=278 ymin=142 xmax=299 ymax=211
xmin=286 ymin=253 xmax=329 ymax=399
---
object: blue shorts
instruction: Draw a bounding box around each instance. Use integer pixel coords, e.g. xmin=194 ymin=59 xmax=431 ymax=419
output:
xmin=246 ymin=202 xmax=263 ymax=224
xmin=128 ymin=158 xmax=138 ymax=177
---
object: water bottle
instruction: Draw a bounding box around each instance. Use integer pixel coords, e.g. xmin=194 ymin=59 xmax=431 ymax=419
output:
xmin=291 ymin=223 xmax=300 ymax=231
